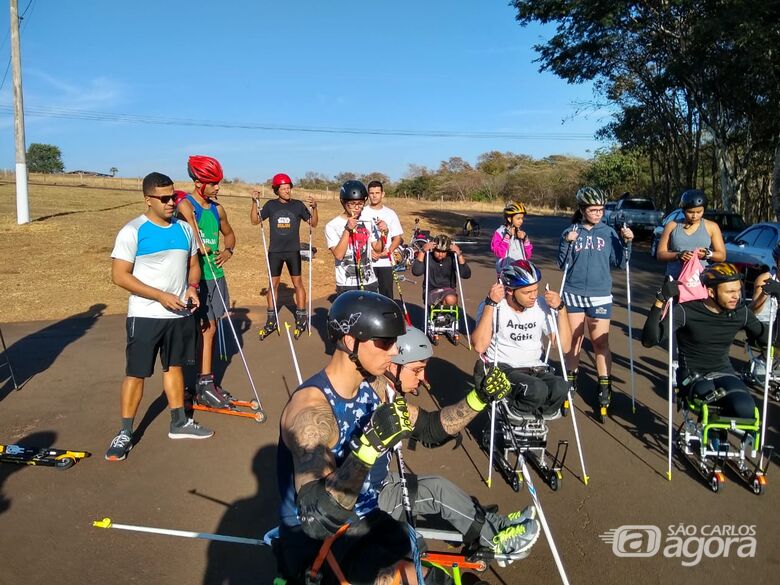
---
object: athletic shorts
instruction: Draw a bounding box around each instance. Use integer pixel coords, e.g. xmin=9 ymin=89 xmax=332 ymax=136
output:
xmin=269 ymin=251 xmax=302 ymax=278
xmin=196 ymin=277 xmax=230 ymax=322
xmin=125 ymin=316 xmax=198 ymax=378
xmin=428 ymin=287 xmax=457 ymax=307
xmin=565 ymin=303 xmax=612 ymax=319
xmin=564 ymin=292 xmax=613 ymax=319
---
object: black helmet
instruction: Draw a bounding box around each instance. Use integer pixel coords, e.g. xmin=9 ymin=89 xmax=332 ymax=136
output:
xmin=575 ymin=186 xmax=607 ymax=207
xmin=680 ymin=189 xmax=707 ymax=210
xmin=700 ymin=263 xmax=743 ymax=288
xmin=339 ymin=180 xmax=368 ymax=202
xmin=328 ymin=290 xmax=406 ymax=343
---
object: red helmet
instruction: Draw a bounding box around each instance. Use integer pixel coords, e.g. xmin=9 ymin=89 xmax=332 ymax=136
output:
xmin=272 ymin=173 xmax=293 ymax=188
xmin=172 ymin=190 xmax=188 ymax=206
xmin=187 ymin=155 xmax=223 ymax=184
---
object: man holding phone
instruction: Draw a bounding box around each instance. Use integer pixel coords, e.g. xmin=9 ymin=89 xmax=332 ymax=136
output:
xmin=106 ymin=172 xmax=214 ymax=462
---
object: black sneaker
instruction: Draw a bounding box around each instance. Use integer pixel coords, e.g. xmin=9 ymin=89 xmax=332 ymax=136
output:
xmin=105 ymin=430 xmax=133 ymax=461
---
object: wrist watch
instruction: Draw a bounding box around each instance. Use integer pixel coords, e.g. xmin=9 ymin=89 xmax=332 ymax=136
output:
xmin=554 ymin=300 xmax=566 ymax=311
xmin=484 ymin=296 xmax=499 ymax=307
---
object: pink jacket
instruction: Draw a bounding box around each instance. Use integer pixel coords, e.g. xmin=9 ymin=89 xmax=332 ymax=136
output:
xmin=491 ymin=226 xmax=533 ymax=261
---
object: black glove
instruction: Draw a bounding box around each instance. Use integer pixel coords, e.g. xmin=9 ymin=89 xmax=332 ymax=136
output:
xmin=467 ymin=366 xmax=511 ymax=411
xmin=350 ymin=398 xmax=413 ymax=466
xmin=656 ymin=279 xmax=680 ymax=303
xmin=763 ymin=279 xmax=780 ymax=299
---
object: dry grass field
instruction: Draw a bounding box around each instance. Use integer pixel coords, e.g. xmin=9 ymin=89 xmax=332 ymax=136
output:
xmin=0 ymin=175 xmax=526 ymax=323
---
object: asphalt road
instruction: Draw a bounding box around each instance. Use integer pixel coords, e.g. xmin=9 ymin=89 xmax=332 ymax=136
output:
xmin=1 ymin=212 xmax=778 ymax=585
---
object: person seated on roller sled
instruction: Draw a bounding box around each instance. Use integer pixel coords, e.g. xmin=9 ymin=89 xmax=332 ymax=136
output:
xmin=375 ymin=325 xmax=540 ymax=568
xmin=472 ymin=259 xmax=571 ymax=418
xmin=276 ymin=291 xmax=536 ymax=584
xmin=641 ymin=263 xmax=778 ymax=423
xmin=411 ymin=234 xmax=471 ymax=345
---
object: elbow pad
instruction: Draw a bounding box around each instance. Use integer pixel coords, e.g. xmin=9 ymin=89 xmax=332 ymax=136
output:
xmin=410 ymin=409 xmax=454 ymax=448
xmin=296 ymin=479 xmax=354 ymax=540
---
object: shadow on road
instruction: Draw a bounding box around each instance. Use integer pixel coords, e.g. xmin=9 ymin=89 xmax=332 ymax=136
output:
xmin=0 ymin=304 xmax=106 ymax=402
xmin=201 ymin=444 xmax=280 ymax=585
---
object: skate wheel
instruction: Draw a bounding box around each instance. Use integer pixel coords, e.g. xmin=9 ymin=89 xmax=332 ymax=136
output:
xmin=549 ymin=470 xmax=562 ymax=491
xmin=511 ymin=472 xmax=523 ymax=493
xmin=752 ymin=475 xmax=766 ymax=495
xmin=709 ymin=472 xmax=725 ymax=493
xmin=600 ymin=406 xmax=608 ymax=418
xmin=55 ymin=457 xmax=75 ymax=470
xmin=249 ymin=400 xmax=260 ymax=411
xmin=254 ymin=411 xmax=267 ymax=423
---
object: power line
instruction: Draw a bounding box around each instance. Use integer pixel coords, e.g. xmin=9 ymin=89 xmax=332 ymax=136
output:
xmin=0 ymin=103 xmax=596 ymax=141
xmin=0 ymin=0 xmax=36 ymax=93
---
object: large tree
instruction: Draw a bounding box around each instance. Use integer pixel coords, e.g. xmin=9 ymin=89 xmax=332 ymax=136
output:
xmin=27 ymin=143 xmax=64 ymax=174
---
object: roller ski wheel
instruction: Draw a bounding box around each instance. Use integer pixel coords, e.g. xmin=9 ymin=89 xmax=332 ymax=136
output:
xmin=709 ymin=471 xmax=726 ymax=493
xmin=0 ymin=444 xmax=91 ymax=469
xmin=511 ymin=471 xmax=524 ymax=493
xmin=254 ymin=410 xmax=267 ymax=423
xmin=548 ymin=470 xmax=562 ymax=491
xmin=444 ymin=331 xmax=459 ymax=346
xmin=258 ymin=321 xmax=278 ymax=341
xmin=751 ymin=474 xmax=767 ymax=495
xmin=427 ymin=332 xmax=439 ymax=346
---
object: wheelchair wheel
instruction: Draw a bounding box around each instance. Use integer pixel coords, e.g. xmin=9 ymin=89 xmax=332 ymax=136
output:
xmin=751 ymin=475 xmax=766 ymax=495
xmin=709 ymin=471 xmax=725 ymax=493
xmin=548 ymin=470 xmax=562 ymax=491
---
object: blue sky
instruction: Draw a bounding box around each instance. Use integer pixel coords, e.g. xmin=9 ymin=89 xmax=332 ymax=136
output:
xmin=0 ymin=1 xmax=609 ymax=182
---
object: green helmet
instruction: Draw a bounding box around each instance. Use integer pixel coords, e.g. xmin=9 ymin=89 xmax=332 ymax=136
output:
xmin=576 ymin=186 xmax=607 ymax=207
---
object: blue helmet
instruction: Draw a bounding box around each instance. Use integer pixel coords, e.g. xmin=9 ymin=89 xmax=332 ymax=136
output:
xmin=499 ymin=259 xmax=542 ymax=289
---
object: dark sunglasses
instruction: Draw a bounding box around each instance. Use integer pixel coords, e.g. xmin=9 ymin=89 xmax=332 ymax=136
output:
xmin=147 ymin=195 xmax=175 ymax=204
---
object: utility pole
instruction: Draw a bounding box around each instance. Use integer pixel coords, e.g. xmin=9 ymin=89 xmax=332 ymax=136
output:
xmin=10 ymin=0 xmax=29 ymax=224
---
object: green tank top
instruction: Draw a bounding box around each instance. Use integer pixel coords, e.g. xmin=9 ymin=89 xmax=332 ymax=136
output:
xmin=185 ymin=194 xmax=224 ymax=280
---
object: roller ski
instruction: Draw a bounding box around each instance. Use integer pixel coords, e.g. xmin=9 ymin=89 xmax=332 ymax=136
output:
xmin=597 ymin=376 xmax=612 ymax=422
xmin=1 ymin=443 xmax=90 ymax=469
xmin=561 ymin=370 xmax=578 ymax=418
xmin=186 ymin=376 xmax=266 ymax=423
xmin=293 ymin=310 xmax=308 ymax=340
xmin=257 ymin=314 xmax=279 ymax=341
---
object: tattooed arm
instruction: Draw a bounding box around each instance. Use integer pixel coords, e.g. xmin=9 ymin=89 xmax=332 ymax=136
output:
xmin=280 ymin=387 xmax=369 ymax=509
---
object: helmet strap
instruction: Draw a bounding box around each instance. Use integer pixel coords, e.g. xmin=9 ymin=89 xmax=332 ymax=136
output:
xmin=340 ymin=338 xmax=374 ymax=382
xmin=384 ymin=366 xmax=407 ymax=396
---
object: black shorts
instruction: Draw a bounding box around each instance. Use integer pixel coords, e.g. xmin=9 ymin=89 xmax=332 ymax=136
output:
xmin=125 ymin=316 xmax=198 ymax=378
xmin=269 ymin=251 xmax=302 ymax=278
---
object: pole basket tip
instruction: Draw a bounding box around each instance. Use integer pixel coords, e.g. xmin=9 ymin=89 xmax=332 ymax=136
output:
xmin=284 ymin=322 xmax=291 ymax=331
xmin=666 ymin=471 xmax=672 ymax=481
xmin=485 ymin=479 xmax=492 ymax=488
xmin=93 ymin=518 xmax=112 ymax=528
xmin=583 ymin=475 xmax=590 ymax=486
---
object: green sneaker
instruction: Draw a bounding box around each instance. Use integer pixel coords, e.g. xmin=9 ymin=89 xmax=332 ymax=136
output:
xmin=492 ymin=519 xmax=540 ymax=566
xmin=506 ymin=504 xmax=537 ymax=526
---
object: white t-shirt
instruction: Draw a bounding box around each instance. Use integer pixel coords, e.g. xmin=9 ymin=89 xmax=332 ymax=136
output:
xmin=360 ymin=205 xmax=403 ymax=268
xmin=325 ymin=215 xmax=378 ymax=287
xmin=476 ymin=297 xmax=553 ymax=368
xmin=111 ymin=215 xmax=198 ymax=319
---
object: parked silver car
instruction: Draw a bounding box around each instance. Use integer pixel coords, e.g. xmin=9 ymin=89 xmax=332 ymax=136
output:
xmin=603 ymin=201 xmax=617 ymax=224
xmin=724 ymin=222 xmax=780 ymax=289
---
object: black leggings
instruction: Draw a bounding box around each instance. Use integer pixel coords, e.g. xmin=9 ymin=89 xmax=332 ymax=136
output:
xmin=682 ymin=374 xmax=757 ymax=420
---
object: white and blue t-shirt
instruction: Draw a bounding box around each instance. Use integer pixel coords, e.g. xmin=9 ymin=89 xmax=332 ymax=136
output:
xmin=111 ymin=215 xmax=198 ymax=319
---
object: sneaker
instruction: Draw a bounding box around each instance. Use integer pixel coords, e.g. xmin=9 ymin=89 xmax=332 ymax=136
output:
xmin=168 ymin=418 xmax=214 ymax=440
xmin=492 ymin=519 xmax=541 ymax=566
xmin=105 ymin=430 xmax=133 ymax=461
xmin=505 ymin=504 xmax=537 ymax=527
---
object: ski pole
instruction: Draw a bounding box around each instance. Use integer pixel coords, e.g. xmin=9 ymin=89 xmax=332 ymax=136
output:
xmin=93 ymin=517 xmax=266 ymax=547
xmin=666 ymin=296 xmax=674 ymax=481
xmin=193 ymin=225 xmax=266 ymax=420
xmin=545 ymin=286 xmax=589 ymax=485
xmin=623 ymin=225 xmax=636 ymax=414
xmin=454 ymin=252 xmax=471 ymax=350
xmin=517 ymin=455 xmax=571 ymax=585
xmin=485 ymin=306 xmax=499 ymax=488
xmin=284 ymin=322 xmax=304 ymax=385
xmin=392 ymin=259 xmax=413 ymax=326
xmin=424 ymin=251 xmax=430 ymax=336
xmin=760 ymin=289 xmax=776 ymax=467
xmin=308 ymin=220 xmax=313 ymax=336
xmin=386 ymin=384 xmax=425 ymax=585
xmin=255 ymin=198 xmax=281 ymax=335
xmin=545 ymin=239 xmax=573 ymax=365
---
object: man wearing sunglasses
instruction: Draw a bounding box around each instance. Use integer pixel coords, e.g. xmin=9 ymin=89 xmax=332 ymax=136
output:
xmin=106 ymin=172 xmax=213 ymax=462
xmin=376 ymin=326 xmax=541 ymax=567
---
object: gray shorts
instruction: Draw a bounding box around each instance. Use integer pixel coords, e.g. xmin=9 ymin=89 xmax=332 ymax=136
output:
xmin=197 ymin=277 xmax=230 ymax=322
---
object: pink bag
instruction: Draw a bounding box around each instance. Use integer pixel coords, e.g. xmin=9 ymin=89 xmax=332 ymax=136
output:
xmin=677 ymin=248 xmax=708 ymax=303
